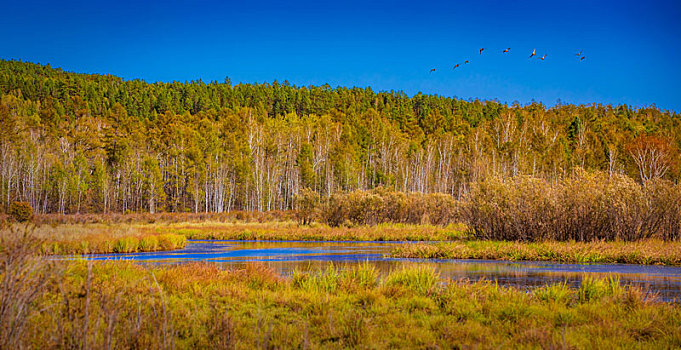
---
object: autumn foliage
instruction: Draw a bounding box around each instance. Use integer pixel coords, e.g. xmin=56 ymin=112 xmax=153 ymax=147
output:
xmin=0 ymin=60 xmax=680 ymax=216
xmin=626 ymin=135 xmax=676 ymax=182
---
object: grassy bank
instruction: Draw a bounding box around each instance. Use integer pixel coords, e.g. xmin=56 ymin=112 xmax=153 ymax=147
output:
xmin=150 ymin=221 xmax=467 ymax=241
xmin=390 ymin=240 xmax=681 ymax=265
xmin=6 ymin=260 xmax=680 ymax=349
xmin=40 ymin=232 xmax=187 ymax=255
xmin=6 ymin=220 xmax=464 ymax=255
xmin=2 ymin=224 xmax=187 ymax=255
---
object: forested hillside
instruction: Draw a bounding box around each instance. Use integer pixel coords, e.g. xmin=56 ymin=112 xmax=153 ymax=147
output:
xmin=0 ymin=59 xmax=678 ymax=214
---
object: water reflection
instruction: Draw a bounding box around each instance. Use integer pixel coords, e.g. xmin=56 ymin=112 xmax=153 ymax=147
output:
xmin=71 ymin=240 xmax=681 ymax=301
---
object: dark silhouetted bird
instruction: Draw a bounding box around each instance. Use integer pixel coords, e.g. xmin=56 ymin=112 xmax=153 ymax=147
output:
xmin=503 ymin=48 xmax=510 ymax=53
xmin=453 ymin=64 xmax=460 ymax=69
xmin=539 ymin=54 xmax=547 ymax=60
xmin=580 ymin=56 xmax=586 ymax=61
xmin=430 ymin=68 xmax=436 ymax=73
xmin=464 ymin=60 xmax=470 ymax=64
xmin=479 ymin=48 xmax=485 ymax=54
xmin=529 ymin=49 xmax=536 ymax=58
xmin=576 ymin=50 xmax=583 ymax=56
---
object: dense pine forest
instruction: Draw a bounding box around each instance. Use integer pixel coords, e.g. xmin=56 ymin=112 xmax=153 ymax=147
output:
xmin=0 ymin=59 xmax=679 ymax=214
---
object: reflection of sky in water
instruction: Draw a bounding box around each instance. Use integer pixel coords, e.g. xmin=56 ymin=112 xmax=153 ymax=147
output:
xmin=63 ymin=240 xmax=681 ymax=302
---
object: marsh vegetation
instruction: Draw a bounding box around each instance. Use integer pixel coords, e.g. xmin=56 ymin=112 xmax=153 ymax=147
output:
xmin=1 ymin=231 xmax=680 ymax=349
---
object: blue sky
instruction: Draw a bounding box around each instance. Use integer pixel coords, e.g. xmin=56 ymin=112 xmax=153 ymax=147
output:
xmin=2 ymin=0 xmax=680 ymax=111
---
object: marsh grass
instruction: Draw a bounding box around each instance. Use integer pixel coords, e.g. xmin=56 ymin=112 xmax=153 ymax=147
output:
xmin=0 ymin=242 xmax=678 ymax=350
xmin=384 ymin=265 xmax=440 ymax=295
xmin=578 ymin=276 xmax=624 ymax=302
xmin=391 ymin=240 xmax=681 ymax=265
xmin=10 ymin=222 xmax=190 ymax=255
xmin=291 ymin=262 xmax=379 ymax=293
xmin=535 ymin=282 xmax=573 ymax=304
xmin=37 ymin=233 xmax=186 ymax=255
xmin=1 ymin=221 xmax=187 ymax=255
xmin=152 ymin=221 xmax=468 ymax=242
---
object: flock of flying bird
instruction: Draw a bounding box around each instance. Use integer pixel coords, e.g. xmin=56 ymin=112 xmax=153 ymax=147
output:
xmin=429 ymin=48 xmax=586 ymax=73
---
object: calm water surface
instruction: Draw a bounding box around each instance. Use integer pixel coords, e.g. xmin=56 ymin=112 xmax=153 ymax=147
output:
xmin=74 ymin=240 xmax=681 ymax=301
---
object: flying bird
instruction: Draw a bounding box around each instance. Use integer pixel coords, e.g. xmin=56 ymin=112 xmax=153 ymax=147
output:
xmin=503 ymin=48 xmax=510 ymax=53
xmin=539 ymin=54 xmax=547 ymax=60
xmin=464 ymin=60 xmax=470 ymax=64
xmin=576 ymin=50 xmax=583 ymax=56
xmin=529 ymin=49 xmax=536 ymax=58
xmin=453 ymin=64 xmax=460 ymax=69
xmin=580 ymin=56 xmax=586 ymax=61
xmin=479 ymin=48 xmax=485 ymax=54
xmin=430 ymin=68 xmax=436 ymax=73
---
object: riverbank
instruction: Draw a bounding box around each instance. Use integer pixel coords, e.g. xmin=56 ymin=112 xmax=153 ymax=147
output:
xmin=7 ymin=259 xmax=680 ymax=349
xmin=10 ymin=219 xmax=681 ymax=265
xmin=40 ymin=232 xmax=187 ymax=254
xmin=6 ymin=220 xmax=463 ymax=254
xmin=390 ymin=240 xmax=681 ymax=266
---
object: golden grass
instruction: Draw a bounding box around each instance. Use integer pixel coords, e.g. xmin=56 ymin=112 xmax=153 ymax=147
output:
xmin=390 ymin=240 xmax=681 ymax=265
xmin=148 ymin=220 xmax=468 ymax=241
xmin=2 ymin=223 xmax=186 ymax=254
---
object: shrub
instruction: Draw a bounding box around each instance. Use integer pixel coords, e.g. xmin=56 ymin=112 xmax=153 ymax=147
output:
xmin=294 ymin=188 xmax=321 ymax=225
xmin=462 ymin=169 xmax=681 ymax=242
xmin=463 ymin=176 xmax=555 ymax=241
xmin=324 ymin=187 xmax=459 ymax=227
xmin=9 ymin=202 xmax=33 ymax=223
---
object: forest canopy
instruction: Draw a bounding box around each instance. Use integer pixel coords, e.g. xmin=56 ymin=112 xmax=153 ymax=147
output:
xmin=0 ymin=59 xmax=678 ymax=214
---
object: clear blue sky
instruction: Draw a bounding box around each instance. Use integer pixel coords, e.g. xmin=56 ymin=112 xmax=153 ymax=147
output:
xmin=2 ymin=0 xmax=680 ymax=111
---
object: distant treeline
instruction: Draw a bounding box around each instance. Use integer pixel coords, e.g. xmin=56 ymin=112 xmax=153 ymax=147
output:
xmin=0 ymin=59 xmax=679 ymax=215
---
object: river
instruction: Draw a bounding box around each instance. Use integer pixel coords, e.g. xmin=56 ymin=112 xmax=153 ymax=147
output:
xmin=73 ymin=240 xmax=681 ymax=301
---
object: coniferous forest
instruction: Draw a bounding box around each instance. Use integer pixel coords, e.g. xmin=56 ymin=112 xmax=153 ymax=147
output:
xmin=0 ymin=59 xmax=679 ymax=215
